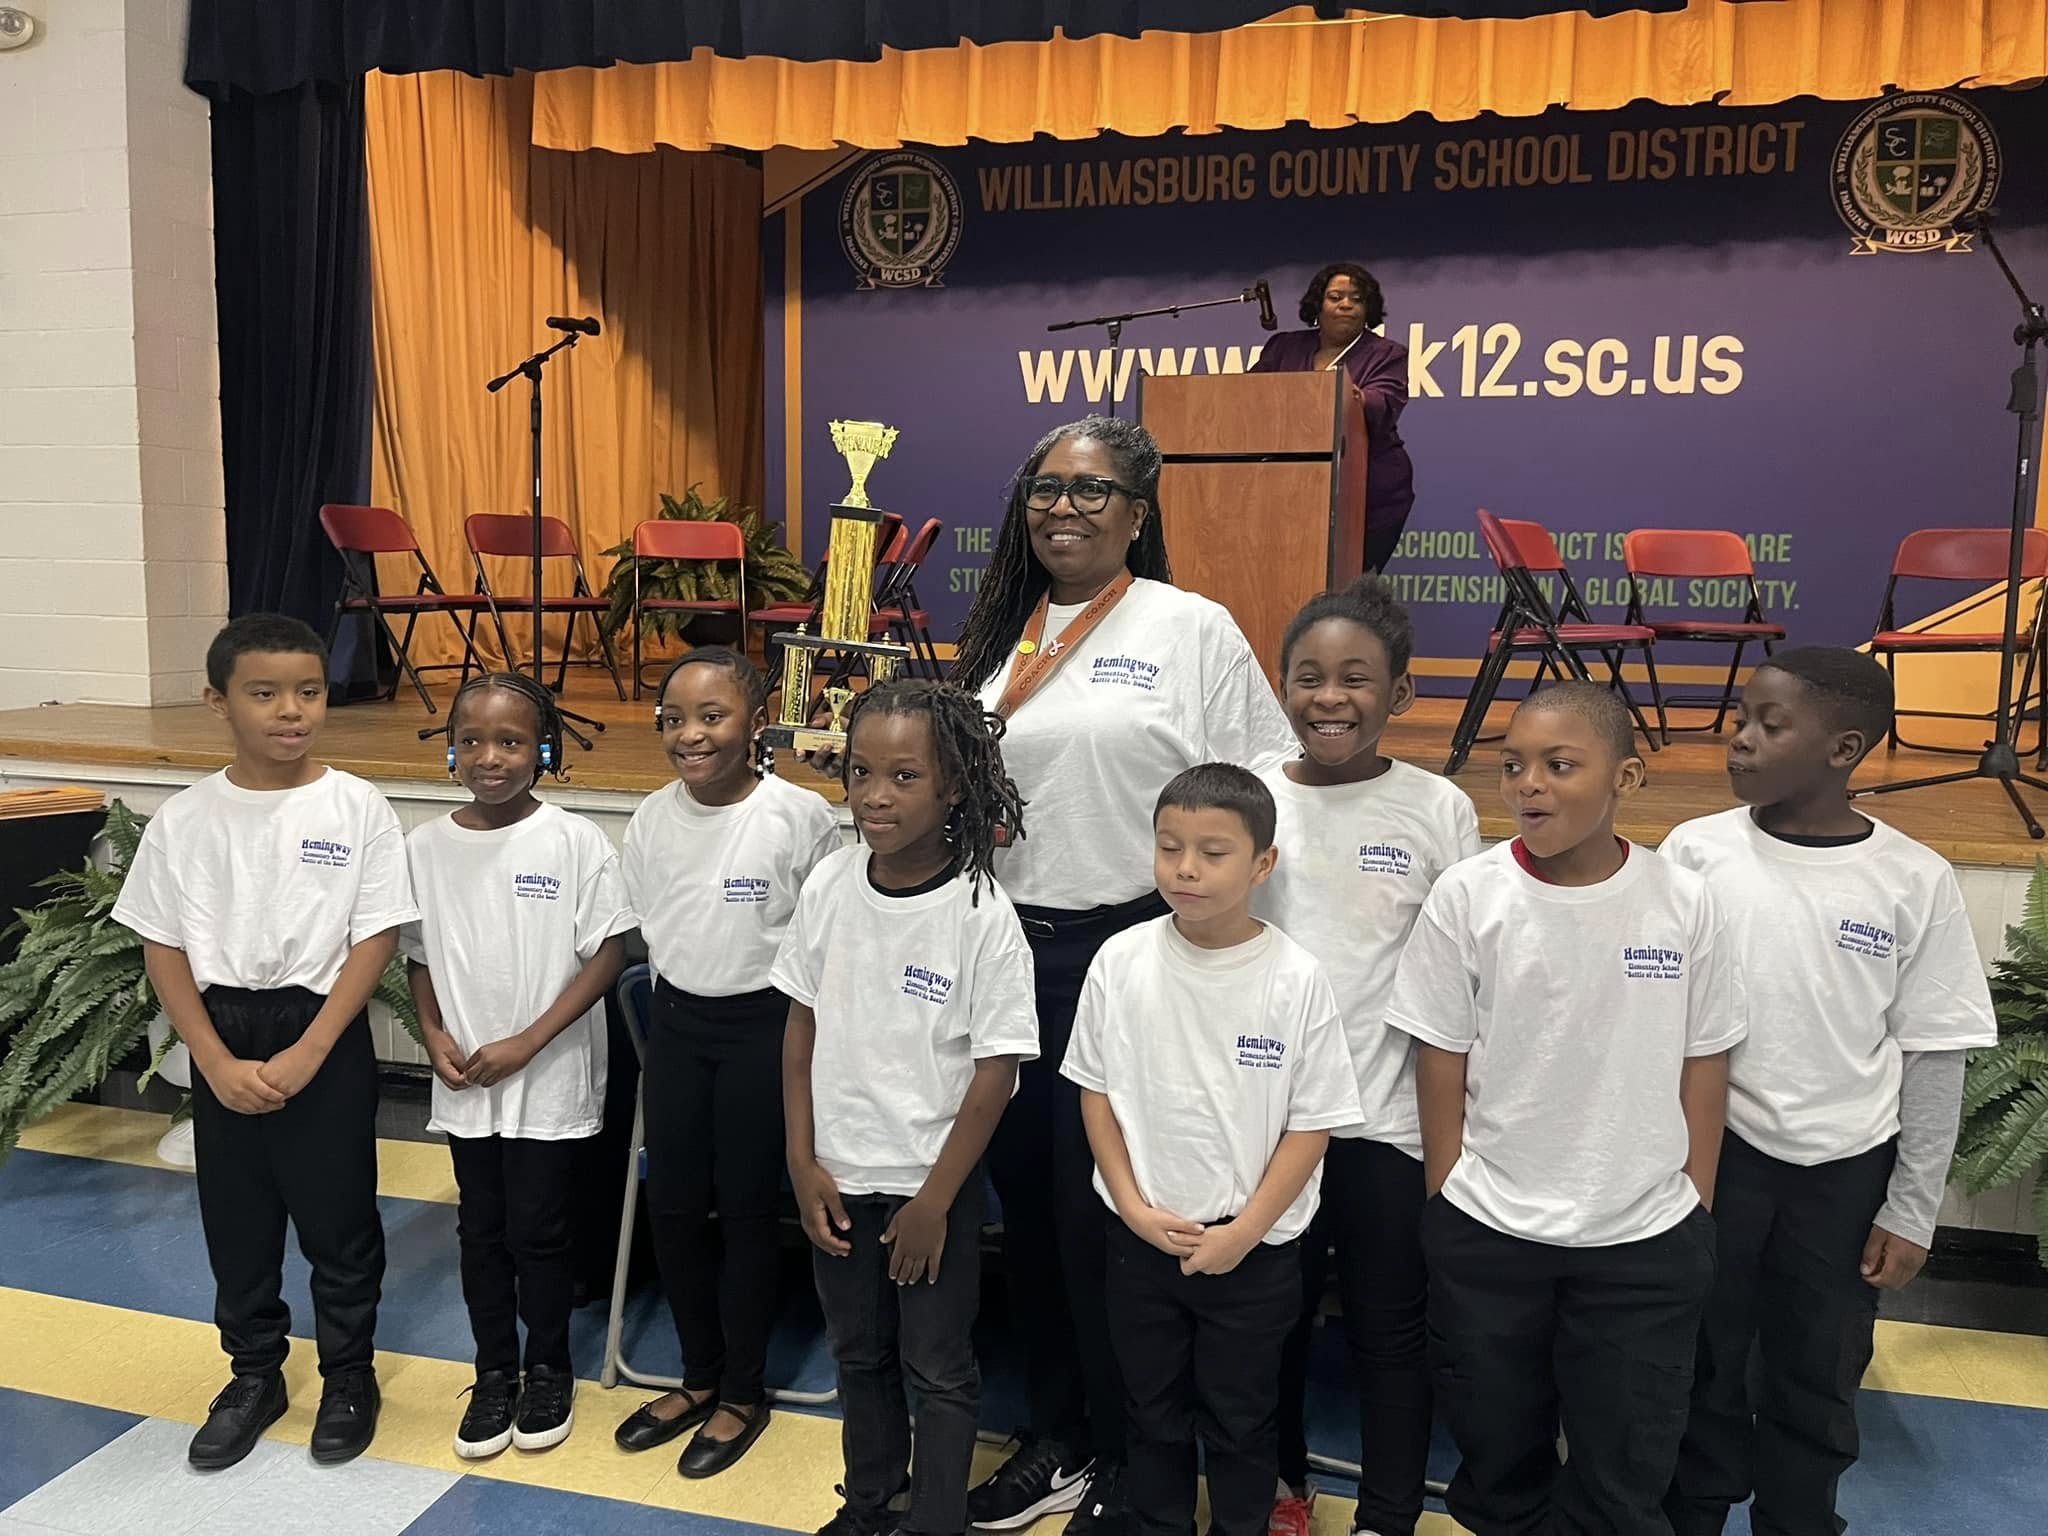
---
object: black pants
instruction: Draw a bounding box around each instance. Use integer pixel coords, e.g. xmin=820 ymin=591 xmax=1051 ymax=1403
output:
xmin=815 ymin=1178 xmax=987 ymax=1536
xmin=1665 ymin=1135 xmax=1896 ymax=1536
xmin=1425 ymin=1198 xmax=1716 ymax=1536
xmin=447 ymin=1132 xmax=585 ymax=1376
xmin=642 ymin=981 xmax=790 ymax=1405
xmin=1278 ymin=1137 xmax=1432 ymax=1536
xmin=988 ymin=891 xmax=1167 ymax=1464
xmin=190 ymin=986 xmax=384 ymax=1380
xmin=1105 ymin=1216 xmax=1301 ymax=1536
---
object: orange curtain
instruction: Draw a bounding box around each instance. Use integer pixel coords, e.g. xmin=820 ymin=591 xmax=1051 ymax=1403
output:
xmin=366 ymin=70 xmax=763 ymax=668
xmin=531 ymin=0 xmax=2048 ymax=153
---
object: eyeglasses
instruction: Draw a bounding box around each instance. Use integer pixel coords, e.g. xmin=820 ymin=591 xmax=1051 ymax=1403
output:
xmin=1021 ymin=474 xmax=1138 ymax=514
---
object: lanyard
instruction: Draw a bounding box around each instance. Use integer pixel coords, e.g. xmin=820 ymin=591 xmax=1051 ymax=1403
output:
xmin=991 ymin=569 xmax=1135 ymax=721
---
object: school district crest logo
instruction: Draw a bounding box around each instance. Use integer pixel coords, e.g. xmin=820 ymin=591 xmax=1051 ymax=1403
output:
xmin=1831 ymin=92 xmax=2000 ymax=254
xmin=840 ymin=151 xmax=961 ymax=289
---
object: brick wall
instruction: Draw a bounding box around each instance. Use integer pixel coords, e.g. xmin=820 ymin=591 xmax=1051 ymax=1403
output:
xmin=0 ymin=0 xmax=226 ymax=711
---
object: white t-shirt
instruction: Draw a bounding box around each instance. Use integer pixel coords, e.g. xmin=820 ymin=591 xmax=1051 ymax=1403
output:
xmin=1254 ymin=760 xmax=1482 ymax=1156
xmin=1659 ymin=808 xmax=1995 ymax=1166
xmin=975 ymin=578 xmax=1296 ymax=910
xmin=114 ymin=767 xmax=418 ymax=994
xmin=1386 ymin=841 xmax=1744 ymax=1247
xmin=401 ymin=802 xmax=637 ymax=1140
xmin=770 ymin=847 xmax=1040 ymax=1197
xmin=1062 ymin=917 xmax=1361 ymax=1244
xmin=623 ymin=774 xmax=842 ymax=997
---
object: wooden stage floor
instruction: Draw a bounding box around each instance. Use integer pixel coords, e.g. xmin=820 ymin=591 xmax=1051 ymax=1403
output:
xmin=4 ymin=679 xmax=2046 ymax=868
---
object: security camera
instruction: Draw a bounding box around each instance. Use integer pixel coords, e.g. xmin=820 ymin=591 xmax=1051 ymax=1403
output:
xmin=0 ymin=9 xmax=37 ymax=51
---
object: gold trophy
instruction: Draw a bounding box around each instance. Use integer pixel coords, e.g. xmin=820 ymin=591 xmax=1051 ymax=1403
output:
xmin=766 ymin=421 xmax=914 ymax=756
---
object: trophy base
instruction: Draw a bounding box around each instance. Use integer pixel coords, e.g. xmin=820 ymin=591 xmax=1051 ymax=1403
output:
xmin=771 ymin=632 xmax=913 ymax=662
xmin=763 ymin=725 xmax=848 ymax=755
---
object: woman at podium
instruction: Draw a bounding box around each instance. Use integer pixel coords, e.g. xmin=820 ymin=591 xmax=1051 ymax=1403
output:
xmin=1250 ymin=262 xmax=1415 ymax=573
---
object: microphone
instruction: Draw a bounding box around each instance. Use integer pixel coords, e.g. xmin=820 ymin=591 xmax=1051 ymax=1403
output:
xmin=1954 ymin=208 xmax=1998 ymax=233
xmin=1252 ymin=279 xmax=1277 ymax=332
xmin=546 ymin=315 xmax=601 ymax=336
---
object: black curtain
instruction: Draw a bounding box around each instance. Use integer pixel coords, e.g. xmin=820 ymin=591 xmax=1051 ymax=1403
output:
xmin=212 ymin=80 xmax=372 ymax=641
xmin=188 ymin=0 xmax=1704 ymax=94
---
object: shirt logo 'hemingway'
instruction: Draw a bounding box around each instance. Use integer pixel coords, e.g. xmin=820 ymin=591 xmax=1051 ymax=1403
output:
xmin=1835 ymin=918 xmax=1896 ymax=960
xmin=902 ymin=965 xmax=955 ymax=1004
xmin=1236 ymin=1034 xmax=1286 ymax=1069
xmin=1357 ymin=842 xmax=1414 ymax=876
xmin=299 ymin=838 xmax=352 ymax=868
xmin=1622 ymin=944 xmax=1685 ymax=981
xmin=513 ymin=873 xmax=562 ymax=901
xmin=1090 ymin=655 xmax=1160 ymax=691
xmin=723 ymin=877 xmax=771 ymax=905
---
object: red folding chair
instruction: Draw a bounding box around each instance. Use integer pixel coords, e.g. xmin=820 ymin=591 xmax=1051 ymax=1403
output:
xmin=1869 ymin=527 xmax=2048 ymax=756
xmin=463 ymin=513 xmax=627 ymax=701
xmin=1623 ymin=529 xmax=1788 ymax=741
xmin=1444 ymin=510 xmax=1661 ymax=775
xmin=318 ymin=504 xmax=492 ymax=714
xmin=628 ymin=521 xmax=747 ymax=700
xmin=870 ymin=517 xmax=944 ymax=678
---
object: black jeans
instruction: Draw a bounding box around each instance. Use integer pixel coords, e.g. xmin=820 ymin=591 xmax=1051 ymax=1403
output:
xmin=1665 ymin=1134 xmax=1897 ymax=1536
xmin=1278 ymin=1137 xmax=1432 ymax=1536
xmin=190 ymin=987 xmax=384 ymax=1380
xmin=1425 ymin=1198 xmax=1717 ymax=1536
xmin=990 ymin=891 xmax=1168 ymax=1463
xmin=447 ymin=1132 xmax=585 ymax=1376
xmin=1105 ymin=1216 xmax=1302 ymax=1536
xmin=814 ymin=1177 xmax=987 ymax=1536
xmin=642 ymin=981 xmax=790 ymax=1404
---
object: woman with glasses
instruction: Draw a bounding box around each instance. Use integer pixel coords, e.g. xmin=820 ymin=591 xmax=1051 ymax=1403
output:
xmin=1250 ymin=262 xmax=1415 ymax=574
xmin=950 ymin=416 xmax=1295 ymax=1536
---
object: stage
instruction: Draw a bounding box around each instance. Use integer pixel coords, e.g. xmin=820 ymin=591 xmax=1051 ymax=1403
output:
xmin=2 ymin=677 xmax=2045 ymax=870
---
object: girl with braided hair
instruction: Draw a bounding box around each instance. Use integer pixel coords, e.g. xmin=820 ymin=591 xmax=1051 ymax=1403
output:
xmin=614 ymin=646 xmax=841 ymax=1478
xmin=772 ymin=679 xmax=1038 ymax=1536
xmin=403 ymin=672 xmax=636 ymax=1460
xmin=955 ymin=417 xmax=1295 ymax=1536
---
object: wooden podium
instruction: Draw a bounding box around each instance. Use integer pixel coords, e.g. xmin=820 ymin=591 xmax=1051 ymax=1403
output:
xmin=1138 ymin=372 xmax=1367 ymax=680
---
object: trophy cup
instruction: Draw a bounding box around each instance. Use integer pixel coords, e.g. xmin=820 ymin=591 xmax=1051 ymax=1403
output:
xmin=765 ymin=421 xmax=914 ymax=757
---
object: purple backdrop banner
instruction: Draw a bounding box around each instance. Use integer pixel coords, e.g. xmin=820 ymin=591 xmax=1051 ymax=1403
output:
xmin=765 ymin=90 xmax=2048 ymax=690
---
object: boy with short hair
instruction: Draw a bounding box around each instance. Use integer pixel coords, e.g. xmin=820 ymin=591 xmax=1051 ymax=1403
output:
xmin=1063 ymin=764 xmax=1359 ymax=1536
xmin=1660 ymin=648 xmax=1995 ymax=1536
xmin=114 ymin=615 xmax=417 ymax=1470
xmin=1387 ymin=682 xmax=1743 ymax=1536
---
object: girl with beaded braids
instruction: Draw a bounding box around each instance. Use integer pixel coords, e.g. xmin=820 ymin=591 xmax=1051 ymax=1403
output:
xmin=613 ymin=645 xmax=840 ymax=1479
xmin=953 ymin=417 xmax=1296 ymax=1536
xmin=402 ymin=673 xmax=636 ymax=1460
xmin=772 ymin=678 xmax=1038 ymax=1536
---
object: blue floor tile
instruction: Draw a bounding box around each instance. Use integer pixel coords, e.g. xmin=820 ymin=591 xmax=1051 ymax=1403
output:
xmin=403 ymin=1476 xmax=788 ymax=1536
xmin=0 ymin=1388 xmax=140 ymax=1511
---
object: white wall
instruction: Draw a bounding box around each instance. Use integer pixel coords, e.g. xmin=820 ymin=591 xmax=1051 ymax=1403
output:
xmin=0 ymin=0 xmax=225 ymax=711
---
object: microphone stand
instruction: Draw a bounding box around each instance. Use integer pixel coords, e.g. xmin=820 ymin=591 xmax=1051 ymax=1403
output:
xmin=1046 ymin=288 xmax=1271 ymax=419
xmin=1853 ymin=219 xmax=2048 ymax=836
xmin=419 ymin=331 xmax=604 ymax=751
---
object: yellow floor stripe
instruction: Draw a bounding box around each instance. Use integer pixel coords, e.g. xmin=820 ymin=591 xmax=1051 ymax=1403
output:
xmin=0 ymin=1287 xmax=1451 ymax=1532
xmin=18 ymin=1101 xmax=458 ymax=1205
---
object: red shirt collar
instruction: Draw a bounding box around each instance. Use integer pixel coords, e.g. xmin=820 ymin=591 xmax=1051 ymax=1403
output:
xmin=1510 ymin=835 xmax=1629 ymax=884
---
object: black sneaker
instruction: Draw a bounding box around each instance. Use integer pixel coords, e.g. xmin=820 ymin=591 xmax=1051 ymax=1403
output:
xmin=816 ymin=1484 xmax=906 ymax=1536
xmin=511 ymin=1363 xmax=575 ymax=1451
xmin=453 ymin=1369 xmax=520 ymax=1459
xmin=187 ymin=1372 xmax=287 ymax=1470
xmin=967 ymin=1437 xmax=1092 ymax=1530
xmin=1065 ymin=1461 xmax=1127 ymax=1536
xmin=310 ymin=1370 xmax=380 ymax=1465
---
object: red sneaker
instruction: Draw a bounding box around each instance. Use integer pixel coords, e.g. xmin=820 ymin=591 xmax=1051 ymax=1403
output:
xmin=1269 ymin=1490 xmax=1316 ymax=1536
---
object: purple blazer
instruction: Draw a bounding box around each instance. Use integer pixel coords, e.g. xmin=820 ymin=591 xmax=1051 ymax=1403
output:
xmin=1249 ymin=328 xmax=1415 ymax=538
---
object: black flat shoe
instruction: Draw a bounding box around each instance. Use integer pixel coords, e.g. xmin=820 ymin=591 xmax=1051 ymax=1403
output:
xmin=614 ymin=1392 xmax=716 ymax=1452
xmin=188 ymin=1373 xmax=287 ymax=1470
xmin=677 ymin=1402 xmax=772 ymax=1479
xmin=310 ymin=1370 xmax=380 ymax=1465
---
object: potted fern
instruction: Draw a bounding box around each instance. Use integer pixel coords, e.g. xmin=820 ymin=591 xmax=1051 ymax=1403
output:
xmin=597 ymin=485 xmax=813 ymax=652
xmin=1952 ymin=856 xmax=2048 ymax=1265
xmin=0 ymin=801 xmax=423 ymax=1170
